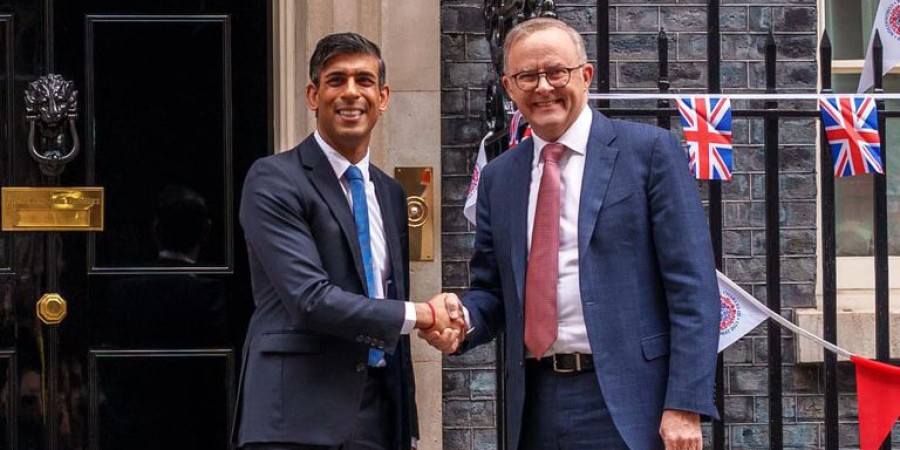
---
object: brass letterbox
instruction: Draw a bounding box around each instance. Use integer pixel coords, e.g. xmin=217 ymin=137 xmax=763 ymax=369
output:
xmin=2 ymin=187 xmax=104 ymax=231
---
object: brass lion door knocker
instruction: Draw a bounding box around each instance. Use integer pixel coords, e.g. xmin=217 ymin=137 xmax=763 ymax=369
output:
xmin=24 ymin=74 xmax=80 ymax=177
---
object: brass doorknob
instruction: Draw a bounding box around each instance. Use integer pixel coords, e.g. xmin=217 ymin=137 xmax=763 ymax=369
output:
xmin=36 ymin=293 xmax=67 ymax=325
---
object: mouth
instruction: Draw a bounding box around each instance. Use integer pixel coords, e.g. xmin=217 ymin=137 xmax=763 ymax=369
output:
xmin=533 ymin=99 xmax=561 ymax=108
xmin=336 ymin=108 xmax=365 ymax=120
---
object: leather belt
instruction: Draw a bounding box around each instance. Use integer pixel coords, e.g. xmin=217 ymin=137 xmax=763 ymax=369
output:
xmin=527 ymin=353 xmax=594 ymax=374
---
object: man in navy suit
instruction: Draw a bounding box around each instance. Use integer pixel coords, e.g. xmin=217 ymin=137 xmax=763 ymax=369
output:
xmin=426 ymin=18 xmax=720 ymax=450
xmin=232 ymin=33 xmax=460 ymax=450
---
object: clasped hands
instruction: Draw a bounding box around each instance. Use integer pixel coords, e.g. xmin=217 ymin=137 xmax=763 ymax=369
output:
xmin=413 ymin=293 xmax=466 ymax=353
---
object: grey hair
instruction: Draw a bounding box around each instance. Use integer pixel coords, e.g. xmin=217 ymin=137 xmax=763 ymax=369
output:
xmin=502 ymin=18 xmax=587 ymax=72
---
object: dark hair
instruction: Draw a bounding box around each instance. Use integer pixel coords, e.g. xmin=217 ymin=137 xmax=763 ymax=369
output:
xmin=309 ymin=32 xmax=386 ymax=87
xmin=155 ymin=185 xmax=209 ymax=253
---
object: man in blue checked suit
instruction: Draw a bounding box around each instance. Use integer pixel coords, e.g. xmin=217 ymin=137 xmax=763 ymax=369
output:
xmin=232 ymin=33 xmax=461 ymax=450
xmin=424 ymin=18 xmax=721 ymax=450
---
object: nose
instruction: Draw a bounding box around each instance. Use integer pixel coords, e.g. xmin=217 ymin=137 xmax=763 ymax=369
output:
xmin=534 ymin=73 xmax=554 ymax=93
xmin=342 ymin=78 xmax=361 ymax=98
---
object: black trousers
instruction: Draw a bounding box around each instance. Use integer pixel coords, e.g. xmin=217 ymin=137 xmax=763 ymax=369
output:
xmin=242 ymin=367 xmax=393 ymax=450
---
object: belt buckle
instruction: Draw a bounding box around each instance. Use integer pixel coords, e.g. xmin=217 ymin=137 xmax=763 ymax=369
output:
xmin=552 ymin=354 xmax=580 ymax=374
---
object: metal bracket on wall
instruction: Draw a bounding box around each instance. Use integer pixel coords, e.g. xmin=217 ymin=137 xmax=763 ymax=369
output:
xmin=395 ymin=167 xmax=434 ymax=261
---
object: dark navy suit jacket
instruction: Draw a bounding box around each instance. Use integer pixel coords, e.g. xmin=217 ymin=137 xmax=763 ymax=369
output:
xmin=461 ymin=109 xmax=720 ymax=450
xmin=231 ymin=135 xmax=417 ymax=449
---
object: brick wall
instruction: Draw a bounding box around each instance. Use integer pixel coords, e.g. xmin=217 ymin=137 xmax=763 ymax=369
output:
xmin=437 ymin=1 xmax=888 ymax=449
xmin=441 ymin=2 xmax=496 ymax=448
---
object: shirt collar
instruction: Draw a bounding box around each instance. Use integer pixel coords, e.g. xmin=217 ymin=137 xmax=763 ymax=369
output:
xmin=314 ymin=130 xmax=372 ymax=183
xmin=531 ymin=103 xmax=592 ymax=162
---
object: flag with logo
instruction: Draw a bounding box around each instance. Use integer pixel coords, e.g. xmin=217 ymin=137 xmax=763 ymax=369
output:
xmin=716 ymin=271 xmax=770 ymax=352
xmin=676 ymin=96 xmax=733 ymax=181
xmin=715 ymin=272 xmax=900 ymax=450
xmin=463 ymin=135 xmax=489 ymax=225
xmin=464 ymin=111 xmax=532 ymax=226
xmin=858 ymin=0 xmax=900 ymax=92
xmin=819 ymin=96 xmax=884 ymax=177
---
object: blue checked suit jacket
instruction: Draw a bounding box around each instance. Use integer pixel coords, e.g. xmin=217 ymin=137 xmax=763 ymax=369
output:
xmin=461 ymin=109 xmax=720 ymax=450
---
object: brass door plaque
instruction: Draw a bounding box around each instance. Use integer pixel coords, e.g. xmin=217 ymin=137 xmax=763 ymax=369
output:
xmin=2 ymin=187 xmax=104 ymax=231
xmin=395 ymin=167 xmax=434 ymax=261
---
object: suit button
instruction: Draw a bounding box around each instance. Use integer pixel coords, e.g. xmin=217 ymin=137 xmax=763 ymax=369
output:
xmin=356 ymin=335 xmax=365 ymax=343
xmin=356 ymin=362 xmax=366 ymax=373
xmin=518 ymin=361 xmax=524 ymax=367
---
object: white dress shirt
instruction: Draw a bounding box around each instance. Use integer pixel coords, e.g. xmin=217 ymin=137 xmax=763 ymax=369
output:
xmin=526 ymin=105 xmax=593 ymax=356
xmin=315 ymin=131 xmax=417 ymax=334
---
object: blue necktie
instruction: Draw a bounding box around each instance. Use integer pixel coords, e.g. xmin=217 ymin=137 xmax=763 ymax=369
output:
xmin=345 ymin=165 xmax=385 ymax=366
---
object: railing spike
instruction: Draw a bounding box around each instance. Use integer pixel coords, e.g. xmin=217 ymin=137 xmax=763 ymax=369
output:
xmin=539 ymin=0 xmax=557 ymax=18
xmin=820 ymin=29 xmax=832 ymax=91
xmin=821 ymin=29 xmax=831 ymax=52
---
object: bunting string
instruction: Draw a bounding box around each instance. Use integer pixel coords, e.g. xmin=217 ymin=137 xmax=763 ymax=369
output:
xmin=588 ymin=92 xmax=900 ymax=101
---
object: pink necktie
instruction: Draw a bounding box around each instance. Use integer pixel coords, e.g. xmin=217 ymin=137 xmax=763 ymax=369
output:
xmin=524 ymin=143 xmax=566 ymax=359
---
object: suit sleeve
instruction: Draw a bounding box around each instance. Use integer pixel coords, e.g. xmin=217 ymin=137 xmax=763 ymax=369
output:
xmin=648 ymin=131 xmax=721 ymax=419
xmin=459 ymin=163 xmax=506 ymax=351
xmin=239 ymin=159 xmax=406 ymax=353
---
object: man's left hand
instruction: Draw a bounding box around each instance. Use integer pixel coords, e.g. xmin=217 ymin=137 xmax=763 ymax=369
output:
xmin=659 ymin=409 xmax=701 ymax=450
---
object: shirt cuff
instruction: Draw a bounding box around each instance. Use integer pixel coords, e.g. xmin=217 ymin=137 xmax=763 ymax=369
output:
xmin=462 ymin=306 xmax=475 ymax=335
xmin=400 ymin=302 xmax=418 ymax=335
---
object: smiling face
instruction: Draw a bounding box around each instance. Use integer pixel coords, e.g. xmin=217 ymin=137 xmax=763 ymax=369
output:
xmin=502 ymin=27 xmax=593 ymax=142
xmin=306 ymin=53 xmax=390 ymax=162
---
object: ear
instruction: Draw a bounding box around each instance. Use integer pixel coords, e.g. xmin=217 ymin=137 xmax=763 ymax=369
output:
xmin=581 ymin=63 xmax=595 ymax=90
xmin=501 ymin=75 xmax=514 ymax=97
xmin=378 ymin=84 xmax=391 ymax=112
xmin=306 ymin=83 xmax=319 ymax=111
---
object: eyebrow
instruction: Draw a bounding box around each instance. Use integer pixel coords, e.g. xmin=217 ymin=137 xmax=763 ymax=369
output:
xmin=323 ymin=68 xmax=377 ymax=78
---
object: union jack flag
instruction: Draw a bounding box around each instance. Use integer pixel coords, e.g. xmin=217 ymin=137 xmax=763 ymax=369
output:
xmin=819 ymin=96 xmax=883 ymax=178
xmin=509 ymin=110 xmax=532 ymax=147
xmin=676 ymin=96 xmax=733 ymax=181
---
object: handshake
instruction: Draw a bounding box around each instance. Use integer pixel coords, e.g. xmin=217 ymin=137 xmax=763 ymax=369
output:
xmin=413 ymin=293 xmax=467 ymax=354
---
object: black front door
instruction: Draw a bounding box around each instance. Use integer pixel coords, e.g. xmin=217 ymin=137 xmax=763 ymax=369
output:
xmin=0 ymin=1 xmax=268 ymax=448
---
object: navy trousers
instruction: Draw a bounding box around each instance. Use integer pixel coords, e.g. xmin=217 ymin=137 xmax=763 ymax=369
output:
xmin=241 ymin=367 xmax=393 ymax=450
xmin=520 ymin=361 xmax=630 ymax=450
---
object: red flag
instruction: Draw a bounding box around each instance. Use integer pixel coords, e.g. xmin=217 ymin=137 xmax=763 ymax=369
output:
xmin=851 ymin=355 xmax=900 ymax=450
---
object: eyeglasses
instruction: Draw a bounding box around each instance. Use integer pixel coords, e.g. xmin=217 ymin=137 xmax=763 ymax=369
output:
xmin=506 ymin=64 xmax=585 ymax=92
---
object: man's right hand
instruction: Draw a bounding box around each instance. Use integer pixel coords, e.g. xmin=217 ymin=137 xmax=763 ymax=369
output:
xmin=415 ymin=293 xmax=466 ymax=353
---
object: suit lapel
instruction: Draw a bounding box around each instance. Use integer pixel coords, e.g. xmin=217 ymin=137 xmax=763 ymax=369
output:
xmin=299 ymin=138 xmax=368 ymax=290
xmin=507 ymin=140 xmax=534 ymax=306
xmin=372 ymin=169 xmax=406 ymax=301
xmin=578 ymin=110 xmax=619 ymax=258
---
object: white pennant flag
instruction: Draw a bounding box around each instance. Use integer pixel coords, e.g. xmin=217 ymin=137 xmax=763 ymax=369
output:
xmin=716 ymin=271 xmax=855 ymax=357
xmin=463 ymin=134 xmax=489 ymax=226
xmin=858 ymin=0 xmax=900 ymax=93
xmin=717 ymin=271 xmax=770 ymax=352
